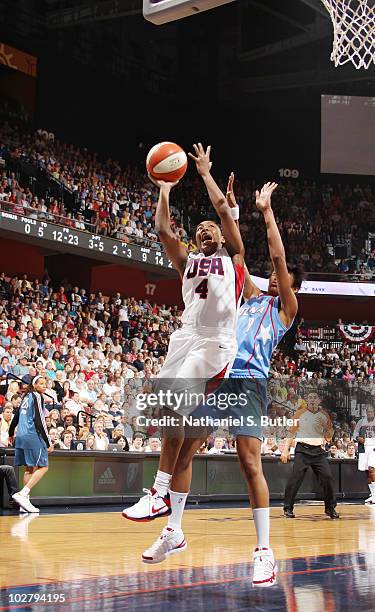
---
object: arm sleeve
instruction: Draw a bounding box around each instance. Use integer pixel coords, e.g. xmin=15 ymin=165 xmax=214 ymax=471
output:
xmin=33 ymin=395 xmax=51 ymax=447
xmin=8 ymin=409 xmax=20 ymax=438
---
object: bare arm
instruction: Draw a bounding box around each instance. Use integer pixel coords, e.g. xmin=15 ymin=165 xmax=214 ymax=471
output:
xmin=188 ymin=144 xmax=244 ymax=259
xmin=280 ymin=405 xmax=305 ymax=463
xmin=225 ymin=173 xmax=261 ymax=300
xmin=353 ymin=418 xmax=364 ymax=443
xmin=280 ymin=437 xmax=294 ymax=463
xmin=243 ymin=265 xmax=261 ymax=300
xmin=256 ymin=183 xmax=298 ymax=327
xmin=322 ymin=410 xmax=334 ymax=441
xmin=153 ymin=178 xmax=188 ymax=278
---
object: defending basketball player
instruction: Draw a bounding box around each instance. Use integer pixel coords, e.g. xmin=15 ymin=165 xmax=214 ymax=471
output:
xmin=123 ymin=143 xmax=245 ymax=528
xmin=353 ymin=405 xmax=375 ymax=505
xmin=220 ymin=179 xmax=302 ymax=586
xmin=8 ymin=375 xmax=53 ymax=513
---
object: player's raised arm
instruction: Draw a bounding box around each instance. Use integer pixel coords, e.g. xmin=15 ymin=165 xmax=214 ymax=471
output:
xmin=256 ymin=182 xmax=298 ymax=327
xmin=188 ymin=143 xmax=244 ymax=259
xmin=226 ymin=172 xmax=261 ymax=300
xmin=152 ymin=176 xmax=188 ymax=278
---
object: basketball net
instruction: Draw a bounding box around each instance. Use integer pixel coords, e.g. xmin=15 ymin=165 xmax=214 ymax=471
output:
xmin=321 ymin=0 xmax=374 ymax=69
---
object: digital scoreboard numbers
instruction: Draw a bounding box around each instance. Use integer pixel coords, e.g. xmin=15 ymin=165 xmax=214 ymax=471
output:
xmin=143 ymin=0 xmax=235 ymax=25
xmin=0 ymin=210 xmax=173 ymax=272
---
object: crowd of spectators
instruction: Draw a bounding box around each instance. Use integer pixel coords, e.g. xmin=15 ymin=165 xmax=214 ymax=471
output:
xmin=0 ymin=271 xmax=373 ymax=458
xmin=0 ymin=122 xmax=374 ymax=279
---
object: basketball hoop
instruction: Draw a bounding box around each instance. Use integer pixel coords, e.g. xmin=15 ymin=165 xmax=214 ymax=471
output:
xmin=321 ymin=0 xmax=375 ymax=69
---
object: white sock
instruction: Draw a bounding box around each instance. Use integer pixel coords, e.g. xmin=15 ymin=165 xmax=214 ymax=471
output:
xmin=153 ymin=470 xmax=172 ymax=497
xmin=167 ymin=490 xmax=188 ymax=532
xmin=20 ymin=486 xmax=30 ymax=497
xmin=369 ymin=482 xmax=375 ymax=500
xmin=253 ymin=507 xmax=270 ymax=549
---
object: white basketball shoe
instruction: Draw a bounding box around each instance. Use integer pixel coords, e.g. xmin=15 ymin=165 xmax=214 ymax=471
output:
xmin=252 ymin=547 xmax=278 ymax=587
xmin=142 ymin=526 xmax=187 ymax=564
xmin=12 ymin=492 xmax=40 ymax=513
xmin=122 ymin=488 xmax=171 ymax=522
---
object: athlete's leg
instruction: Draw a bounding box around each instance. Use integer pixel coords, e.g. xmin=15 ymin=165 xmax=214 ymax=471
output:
xmin=236 ymin=437 xmax=269 ymax=542
xmin=124 ymin=334 xmax=233 ymax=522
xmin=13 ymin=464 xmax=48 ymax=513
xmin=236 ymin=436 xmax=277 ymax=587
xmin=170 ymin=432 xmax=208 ymax=493
xmin=23 ymin=466 xmax=48 ymax=491
xmin=123 ymin=411 xmax=185 ymax=521
xmin=23 ymin=467 xmax=35 ymax=487
xmin=155 ymin=410 xmax=186 ymax=494
xmin=142 ymin=432 xmax=207 ymax=564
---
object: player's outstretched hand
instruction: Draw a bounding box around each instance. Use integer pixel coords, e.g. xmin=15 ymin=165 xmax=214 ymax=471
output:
xmin=48 ymin=445 xmax=54 ymax=453
xmin=226 ymin=172 xmax=237 ymax=208
xmin=188 ymin=143 xmax=212 ymax=178
xmin=255 ymin=181 xmax=278 ymax=213
xmin=280 ymin=450 xmax=290 ymax=464
xmin=148 ymin=173 xmax=179 ymax=189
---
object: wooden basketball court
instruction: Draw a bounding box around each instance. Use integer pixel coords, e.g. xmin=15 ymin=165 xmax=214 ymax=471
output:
xmin=1 ymin=503 xmax=374 ymax=610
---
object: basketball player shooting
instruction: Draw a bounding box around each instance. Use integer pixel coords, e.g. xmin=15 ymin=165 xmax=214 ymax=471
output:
xmin=123 ymin=144 xmax=245 ymax=530
xmin=134 ymin=177 xmax=302 ymax=588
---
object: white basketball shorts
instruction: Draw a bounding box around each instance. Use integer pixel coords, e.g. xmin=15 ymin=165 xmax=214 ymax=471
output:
xmin=158 ymin=327 xmax=236 ymax=380
xmin=358 ymin=447 xmax=375 ymax=471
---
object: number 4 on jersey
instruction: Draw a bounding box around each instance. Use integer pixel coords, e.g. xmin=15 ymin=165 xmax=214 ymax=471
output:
xmin=195 ymin=278 xmax=208 ymax=299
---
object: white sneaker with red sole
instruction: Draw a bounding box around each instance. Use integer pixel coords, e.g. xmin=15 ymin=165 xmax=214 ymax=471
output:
xmin=122 ymin=488 xmax=171 ymax=522
xmin=142 ymin=527 xmax=187 ymax=564
xmin=252 ymin=547 xmax=278 ymax=587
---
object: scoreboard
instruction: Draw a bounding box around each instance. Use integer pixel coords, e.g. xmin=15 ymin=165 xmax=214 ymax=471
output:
xmin=0 ymin=209 xmax=175 ymax=274
xmin=143 ymin=0 xmax=235 ymax=25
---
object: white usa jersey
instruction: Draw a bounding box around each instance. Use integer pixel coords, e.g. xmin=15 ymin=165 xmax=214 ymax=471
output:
xmin=181 ymin=247 xmax=244 ymax=333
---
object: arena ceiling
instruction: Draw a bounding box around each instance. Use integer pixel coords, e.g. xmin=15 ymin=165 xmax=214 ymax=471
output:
xmin=1 ymin=0 xmax=374 ymax=96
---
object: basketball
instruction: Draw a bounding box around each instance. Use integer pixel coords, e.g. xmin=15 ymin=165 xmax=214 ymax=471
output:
xmin=146 ymin=141 xmax=188 ymax=183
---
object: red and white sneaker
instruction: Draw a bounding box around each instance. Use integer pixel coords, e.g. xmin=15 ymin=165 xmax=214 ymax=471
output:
xmin=122 ymin=488 xmax=171 ymax=522
xmin=142 ymin=527 xmax=187 ymax=564
xmin=365 ymin=496 xmax=375 ymax=505
xmin=252 ymin=547 xmax=278 ymax=587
